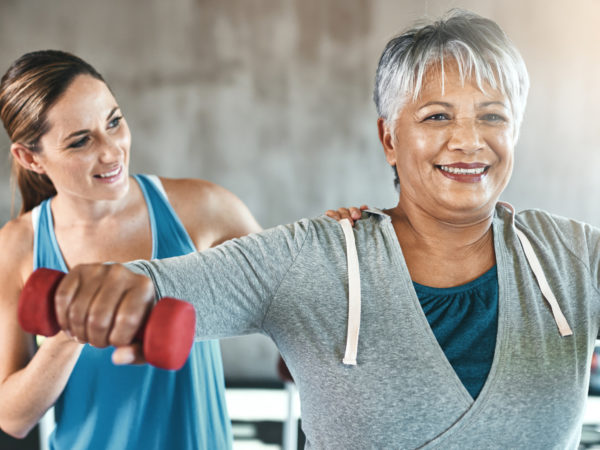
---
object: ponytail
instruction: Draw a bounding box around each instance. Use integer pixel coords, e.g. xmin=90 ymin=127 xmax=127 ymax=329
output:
xmin=11 ymin=160 xmax=56 ymax=215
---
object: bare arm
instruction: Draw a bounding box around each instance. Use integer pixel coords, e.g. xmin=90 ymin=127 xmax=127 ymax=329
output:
xmin=162 ymin=177 xmax=367 ymax=246
xmin=160 ymin=178 xmax=262 ymax=250
xmin=0 ymin=218 xmax=82 ymax=438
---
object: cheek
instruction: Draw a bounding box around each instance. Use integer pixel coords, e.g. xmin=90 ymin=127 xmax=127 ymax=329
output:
xmin=123 ymin=136 xmax=132 ymax=154
xmin=493 ymin=141 xmax=514 ymax=168
xmin=394 ymin=129 xmax=443 ymax=165
xmin=121 ymin=124 xmax=132 ymax=148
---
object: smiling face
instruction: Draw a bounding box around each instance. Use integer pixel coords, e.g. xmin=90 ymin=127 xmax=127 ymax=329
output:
xmin=380 ymin=63 xmax=515 ymax=223
xmin=29 ymin=74 xmax=131 ymax=204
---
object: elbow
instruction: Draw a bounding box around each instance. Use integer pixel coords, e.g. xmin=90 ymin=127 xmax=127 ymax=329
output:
xmin=0 ymin=418 xmax=35 ymax=440
xmin=2 ymin=428 xmax=28 ymax=439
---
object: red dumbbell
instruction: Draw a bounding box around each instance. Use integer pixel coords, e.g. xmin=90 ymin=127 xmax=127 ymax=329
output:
xmin=17 ymin=267 xmax=196 ymax=370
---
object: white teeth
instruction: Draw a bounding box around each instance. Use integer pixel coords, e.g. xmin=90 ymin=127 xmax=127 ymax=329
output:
xmin=98 ymin=167 xmax=120 ymax=178
xmin=439 ymin=165 xmax=486 ymax=175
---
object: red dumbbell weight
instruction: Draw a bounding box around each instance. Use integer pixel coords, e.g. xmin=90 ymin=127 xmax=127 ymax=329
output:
xmin=17 ymin=267 xmax=196 ymax=370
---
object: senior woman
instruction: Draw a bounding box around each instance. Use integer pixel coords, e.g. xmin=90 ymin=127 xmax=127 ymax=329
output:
xmin=35 ymin=9 xmax=596 ymax=448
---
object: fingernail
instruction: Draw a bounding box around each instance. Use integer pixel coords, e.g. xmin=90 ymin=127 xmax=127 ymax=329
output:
xmin=114 ymin=352 xmax=135 ymax=365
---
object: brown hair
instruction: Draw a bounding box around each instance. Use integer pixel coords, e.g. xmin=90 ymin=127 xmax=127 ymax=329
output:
xmin=0 ymin=50 xmax=105 ymax=215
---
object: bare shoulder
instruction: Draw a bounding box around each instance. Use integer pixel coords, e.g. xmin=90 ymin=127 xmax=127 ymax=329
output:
xmin=159 ymin=177 xmax=219 ymax=206
xmin=158 ymin=177 xmax=261 ymax=249
xmin=0 ymin=214 xmax=34 ymax=288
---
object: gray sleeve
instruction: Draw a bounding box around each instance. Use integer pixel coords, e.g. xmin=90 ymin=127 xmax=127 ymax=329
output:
xmin=125 ymin=219 xmax=312 ymax=339
xmin=518 ymin=210 xmax=600 ymax=293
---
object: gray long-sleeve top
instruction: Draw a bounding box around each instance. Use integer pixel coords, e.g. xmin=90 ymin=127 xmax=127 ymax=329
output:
xmin=127 ymin=205 xmax=600 ymax=449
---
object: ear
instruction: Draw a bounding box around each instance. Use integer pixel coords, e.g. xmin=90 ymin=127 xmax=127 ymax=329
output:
xmin=10 ymin=143 xmax=46 ymax=174
xmin=377 ymin=117 xmax=396 ymax=167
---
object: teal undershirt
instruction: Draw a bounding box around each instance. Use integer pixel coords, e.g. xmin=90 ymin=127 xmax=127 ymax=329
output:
xmin=413 ymin=266 xmax=498 ymax=399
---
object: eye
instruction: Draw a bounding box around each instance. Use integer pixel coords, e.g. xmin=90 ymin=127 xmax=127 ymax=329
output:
xmin=108 ymin=116 xmax=123 ymax=129
xmin=481 ymin=113 xmax=507 ymax=122
xmin=423 ymin=113 xmax=450 ymax=121
xmin=68 ymin=136 xmax=90 ymax=149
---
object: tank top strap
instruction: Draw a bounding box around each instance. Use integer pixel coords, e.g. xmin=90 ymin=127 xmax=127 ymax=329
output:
xmin=31 ymin=199 xmax=68 ymax=272
xmin=133 ymin=174 xmax=197 ymax=259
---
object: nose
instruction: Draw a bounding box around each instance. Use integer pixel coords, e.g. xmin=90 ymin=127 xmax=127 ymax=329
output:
xmin=98 ymin=135 xmax=124 ymax=162
xmin=447 ymin=119 xmax=484 ymax=154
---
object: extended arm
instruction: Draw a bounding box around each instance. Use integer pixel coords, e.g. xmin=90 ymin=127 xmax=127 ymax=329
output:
xmin=52 ymin=220 xmax=312 ymax=352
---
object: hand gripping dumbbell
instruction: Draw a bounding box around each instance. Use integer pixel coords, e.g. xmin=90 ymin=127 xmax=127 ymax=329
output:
xmin=17 ymin=267 xmax=196 ymax=370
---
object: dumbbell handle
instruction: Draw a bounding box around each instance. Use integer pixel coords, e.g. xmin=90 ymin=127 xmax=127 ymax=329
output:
xmin=18 ymin=268 xmax=196 ymax=370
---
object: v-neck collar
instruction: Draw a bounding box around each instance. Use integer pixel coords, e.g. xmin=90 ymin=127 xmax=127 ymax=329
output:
xmin=374 ymin=208 xmax=511 ymax=412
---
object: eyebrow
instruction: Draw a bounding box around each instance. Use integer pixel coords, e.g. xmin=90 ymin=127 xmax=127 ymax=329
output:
xmin=63 ymin=107 xmax=120 ymax=141
xmin=418 ymin=101 xmax=452 ymax=110
xmin=417 ymin=100 xmax=509 ymax=110
xmin=477 ymin=101 xmax=509 ymax=110
xmin=106 ymin=106 xmax=119 ymax=121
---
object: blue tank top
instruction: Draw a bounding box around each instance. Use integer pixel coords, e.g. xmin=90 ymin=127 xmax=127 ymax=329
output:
xmin=33 ymin=174 xmax=232 ymax=450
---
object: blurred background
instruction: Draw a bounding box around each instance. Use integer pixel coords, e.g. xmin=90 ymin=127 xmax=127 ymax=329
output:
xmin=1 ymin=0 xmax=599 ymax=448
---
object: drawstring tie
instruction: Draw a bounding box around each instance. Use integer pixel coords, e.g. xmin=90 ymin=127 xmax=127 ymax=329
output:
xmin=340 ymin=219 xmax=361 ymax=366
xmin=339 ymin=205 xmax=572 ymax=366
xmin=499 ymin=202 xmax=573 ymax=337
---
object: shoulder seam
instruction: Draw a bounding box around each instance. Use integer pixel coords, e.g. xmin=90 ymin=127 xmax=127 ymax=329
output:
xmin=520 ymin=211 xmax=600 ymax=298
xmin=260 ymin=220 xmax=313 ymax=329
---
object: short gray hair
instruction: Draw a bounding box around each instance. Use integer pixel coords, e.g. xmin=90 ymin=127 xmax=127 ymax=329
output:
xmin=374 ymin=9 xmax=530 ymax=139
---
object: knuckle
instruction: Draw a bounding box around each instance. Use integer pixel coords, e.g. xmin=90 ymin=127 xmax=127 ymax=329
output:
xmin=87 ymin=312 xmax=111 ymax=335
xmin=67 ymin=305 xmax=83 ymax=326
xmin=105 ymin=264 xmax=125 ymax=282
xmin=115 ymin=311 xmax=141 ymax=330
xmin=137 ymin=276 xmax=155 ymax=298
xmin=110 ymin=315 xmax=140 ymax=346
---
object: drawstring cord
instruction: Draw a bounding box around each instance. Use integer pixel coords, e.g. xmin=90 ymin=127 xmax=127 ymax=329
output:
xmin=499 ymin=202 xmax=573 ymax=337
xmin=340 ymin=219 xmax=361 ymax=366
xmin=339 ymin=205 xmax=572 ymax=366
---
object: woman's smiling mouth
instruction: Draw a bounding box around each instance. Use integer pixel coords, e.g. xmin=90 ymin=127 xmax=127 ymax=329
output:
xmin=94 ymin=165 xmax=123 ymax=182
xmin=436 ymin=163 xmax=489 ymax=182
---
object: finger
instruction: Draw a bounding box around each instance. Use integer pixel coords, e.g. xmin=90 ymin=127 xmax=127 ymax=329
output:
xmin=86 ymin=267 xmax=136 ymax=347
xmin=66 ymin=267 xmax=107 ymax=343
xmin=325 ymin=209 xmax=341 ymax=220
xmin=349 ymin=207 xmax=362 ymax=220
xmin=108 ymin=275 xmax=155 ymax=348
xmin=55 ymin=265 xmax=103 ymax=340
xmin=336 ymin=208 xmax=354 ymax=225
xmin=112 ymin=344 xmax=146 ymax=365
xmin=54 ymin=270 xmax=81 ymax=334
xmin=360 ymin=204 xmax=369 ymax=210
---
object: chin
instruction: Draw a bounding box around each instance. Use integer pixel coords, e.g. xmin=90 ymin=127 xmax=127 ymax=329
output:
xmin=106 ymin=178 xmax=130 ymax=200
xmin=437 ymin=196 xmax=497 ymax=219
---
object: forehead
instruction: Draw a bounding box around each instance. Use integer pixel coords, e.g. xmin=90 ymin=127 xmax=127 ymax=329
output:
xmin=414 ymin=62 xmax=508 ymax=105
xmin=45 ymin=75 xmax=116 ymax=130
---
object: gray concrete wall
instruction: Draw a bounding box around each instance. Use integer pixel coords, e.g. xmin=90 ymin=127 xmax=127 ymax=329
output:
xmin=1 ymin=0 xmax=599 ymax=381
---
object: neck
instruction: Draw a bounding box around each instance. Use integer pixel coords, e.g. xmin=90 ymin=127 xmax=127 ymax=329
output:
xmin=50 ymin=178 xmax=136 ymax=227
xmin=386 ymin=198 xmax=496 ymax=287
xmin=390 ymin=202 xmax=494 ymax=249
